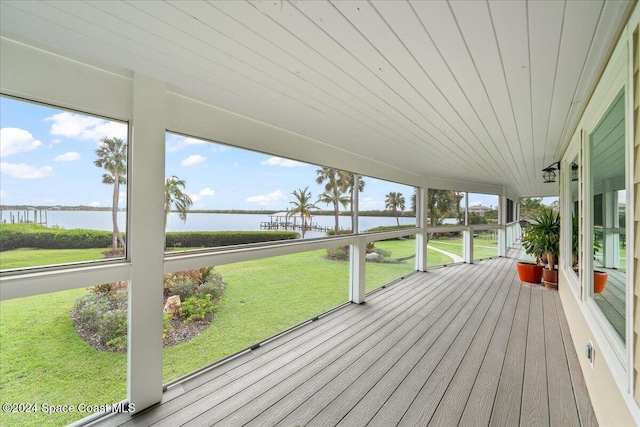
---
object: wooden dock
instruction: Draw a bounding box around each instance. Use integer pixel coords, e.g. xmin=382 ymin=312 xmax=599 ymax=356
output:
xmin=97 ymin=253 xmax=597 ymax=426
xmin=260 ymin=221 xmax=329 ymax=233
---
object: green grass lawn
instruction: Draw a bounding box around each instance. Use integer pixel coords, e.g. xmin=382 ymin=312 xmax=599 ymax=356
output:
xmin=0 ymin=290 xmax=127 ymax=427
xmin=428 ymin=235 xmax=498 ymax=261
xmin=0 ymin=239 xmax=452 ymax=426
xmin=0 ymin=247 xmax=108 ymax=269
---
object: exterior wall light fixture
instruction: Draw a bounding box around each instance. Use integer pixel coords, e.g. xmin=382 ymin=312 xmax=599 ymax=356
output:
xmin=542 ymin=161 xmax=560 ymax=183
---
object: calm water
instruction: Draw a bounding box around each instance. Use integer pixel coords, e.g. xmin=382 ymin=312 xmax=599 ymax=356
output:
xmin=1 ymin=210 xmax=416 ymax=239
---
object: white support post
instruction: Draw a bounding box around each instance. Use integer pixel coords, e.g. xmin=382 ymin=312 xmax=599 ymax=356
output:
xmin=498 ymin=194 xmax=507 ymax=257
xmin=603 ymin=183 xmax=618 ymax=268
xmin=352 ymin=174 xmax=359 ymax=235
xmin=416 ymin=187 xmax=428 ymax=271
xmin=350 ymin=236 xmax=366 ymax=304
xmin=128 ymin=74 xmax=166 ymax=412
xmin=463 ymin=227 xmax=473 ymax=263
xmin=498 ymin=227 xmax=507 ymax=257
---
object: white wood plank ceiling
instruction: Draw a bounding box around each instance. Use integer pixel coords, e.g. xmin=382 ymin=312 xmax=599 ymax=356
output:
xmin=0 ymin=0 xmax=633 ymax=197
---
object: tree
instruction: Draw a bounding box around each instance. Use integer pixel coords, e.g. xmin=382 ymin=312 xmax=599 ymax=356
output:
xmin=287 ymin=187 xmax=318 ymax=238
xmin=520 ymin=197 xmax=546 ymax=220
xmin=427 ymin=189 xmax=461 ymax=226
xmin=385 ymin=192 xmax=405 ymax=227
xmin=165 ymin=176 xmax=193 ymax=229
xmin=315 ymin=167 xmax=349 ymax=233
xmin=94 ymin=137 xmax=127 ymax=252
xmin=344 ymin=172 xmax=365 ymax=214
xmin=411 ymin=188 xmax=417 ymax=214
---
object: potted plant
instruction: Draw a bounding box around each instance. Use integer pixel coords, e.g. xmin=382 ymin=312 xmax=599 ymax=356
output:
xmin=527 ymin=208 xmax=560 ymax=289
xmin=519 ymin=222 xmax=544 ymax=284
xmin=572 ymin=215 xmax=607 ymax=293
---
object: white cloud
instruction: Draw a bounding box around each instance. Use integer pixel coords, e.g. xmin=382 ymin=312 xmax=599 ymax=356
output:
xmin=165 ymin=134 xmax=209 ymax=152
xmin=45 ymin=112 xmax=127 ymax=142
xmin=53 ymin=151 xmax=81 ymax=162
xmin=188 ymin=187 xmax=216 ymax=203
xmin=0 ymin=128 xmax=42 ymax=158
xmin=0 ymin=162 xmax=53 ymax=179
xmin=181 ymin=154 xmax=207 ymax=167
xmin=261 ymin=156 xmax=306 ymax=167
xmin=0 ymin=190 xmax=6 ymax=198
xmin=246 ymin=189 xmax=287 ymax=206
xmin=89 ymin=201 xmax=101 ymax=207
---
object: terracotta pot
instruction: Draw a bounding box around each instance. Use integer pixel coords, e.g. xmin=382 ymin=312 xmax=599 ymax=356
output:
xmin=594 ymin=271 xmax=608 ymax=293
xmin=517 ymin=262 xmax=543 ymax=284
xmin=542 ymin=268 xmax=558 ymax=290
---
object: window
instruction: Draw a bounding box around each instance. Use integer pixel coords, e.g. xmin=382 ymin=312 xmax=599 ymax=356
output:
xmin=357 ymin=177 xmax=417 ymax=233
xmin=365 ymin=235 xmax=417 ymax=291
xmin=569 ymin=153 xmax=580 ymax=282
xmin=0 ymin=286 xmax=128 ymax=426
xmin=163 ymin=248 xmax=349 ymax=383
xmin=0 ymin=96 xmax=128 ymax=270
xmin=164 ymin=132 xmax=356 ymax=251
xmin=589 ymin=89 xmax=626 ymax=343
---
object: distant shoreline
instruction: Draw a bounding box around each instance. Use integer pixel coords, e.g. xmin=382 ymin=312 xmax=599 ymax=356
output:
xmin=0 ymin=206 xmax=416 ymax=217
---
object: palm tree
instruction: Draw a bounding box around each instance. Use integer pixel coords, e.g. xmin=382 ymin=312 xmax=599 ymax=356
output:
xmin=164 ymin=176 xmax=193 ymax=229
xmin=287 ymin=187 xmax=318 ymax=237
xmin=385 ymin=191 xmax=405 ymax=227
xmin=344 ymin=172 xmax=365 ymax=214
xmin=315 ymin=167 xmax=349 ymax=233
xmin=94 ymin=137 xmax=127 ymax=252
xmin=317 ymin=190 xmax=350 ymax=232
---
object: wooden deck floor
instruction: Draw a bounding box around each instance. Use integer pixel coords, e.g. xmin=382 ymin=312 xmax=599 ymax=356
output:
xmin=594 ymin=268 xmax=626 ymax=341
xmin=98 ymin=254 xmax=597 ymax=426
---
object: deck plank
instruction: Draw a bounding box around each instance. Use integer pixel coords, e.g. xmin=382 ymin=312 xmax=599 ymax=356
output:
xmin=543 ymin=291 xmax=580 ymax=426
xmin=305 ymin=260 xmax=506 ymax=427
xmin=268 ymin=260 xmax=500 ymax=427
xmin=428 ymin=266 xmax=521 ymax=426
xmin=519 ymin=285 xmax=550 ymax=426
xmin=121 ymin=273 xmax=433 ymax=426
xmin=398 ymin=259 xmax=517 ymax=426
xmin=95 ymin=254 xmax=597 ymax=427
xmin=363 ymin=260 xmax=511 ymax=427
xmin=555 ymin=292 xmax=599 ymax=427
xmin=174 ymin=268 xmax=465 ymax=426
xmin=489 ymin=283 xmax=531 ymax=426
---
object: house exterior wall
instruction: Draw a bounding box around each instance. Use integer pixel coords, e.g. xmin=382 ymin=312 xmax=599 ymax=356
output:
xmin=634 ymin=20 xmax=640 ymax=408
xmin=558 ymin=3 xmax=640 ymax=424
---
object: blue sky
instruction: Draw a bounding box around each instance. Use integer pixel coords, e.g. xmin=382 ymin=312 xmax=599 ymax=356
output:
xmin=1 ymin=96 xmax=550 ymax=211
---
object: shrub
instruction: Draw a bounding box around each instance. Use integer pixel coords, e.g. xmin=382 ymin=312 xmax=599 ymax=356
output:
xmin=163 ymin=271 xmax=199 ymax=298
xmin=0 ymin=224 xmax=298 ymax=251
xmin=74 ymin=293 xmax=109 ymax=332
xmin=325 ymin=229 xmax=353 ymax=236
xmin=326 ymin=246 xmax=349 ymax=261
xmin=368 ymin=247 xmax=400 ymax=264
xmin=99 ymin=310 xmax=128 ymax=351
xmin=363 ymin=225 xmax=416 ymax=240
xmin=0 ymin=224 xmax=114 ymax=251
xmin=73 ymin=286 xmax=128 ymax=351
xmin=72 ymin=268 xmax=227 ymax=352
xmin=180 ymin=296 xmax=215 ymax=322
xmin=165 ymin=231 xmax=299 ymax=248
xmin=197 ymin=277 xmax=226 ymax=300
xmin=171 ymin=279 xmax=197 ymax=301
